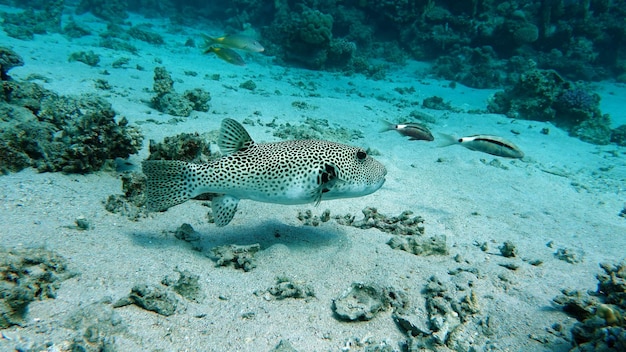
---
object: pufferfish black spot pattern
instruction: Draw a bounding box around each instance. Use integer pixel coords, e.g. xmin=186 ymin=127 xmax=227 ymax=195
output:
xmin=142 ymin=118 xmax=387 ymax=226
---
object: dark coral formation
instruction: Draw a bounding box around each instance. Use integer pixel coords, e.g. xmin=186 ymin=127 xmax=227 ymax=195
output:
xmin=68 ymin=50 xmax=101 ymax=67
xmin=487 ymin=69 xmax=613 ymax=145
xmin=4 ymin=2 xmax=626 ymax=84
xmin=76 ymin=0 xmax=129 ymax=22
xmin=151 ymin=67 xmax=211 ymax=117
xmin=554 ymin=262 xmax=626 ymax=351
xmin=146 ymin=131 xmax=216 ymax=164
xmin=0 ymin=246 xmax=76 ymax=328
xmin=0 ymin=49 xmax=143 ymax=174
xmin=128 ymin=25 xmax=165 ymax=45
xmin=610 ymin=125 xmax=626 ymax=146
xmin=0 ymin=0 xmax=64 ymax=39
xmin=3 ymin=1 xmax=626 ymax=84
xmin=92 ymin=1 xmax=623 ymax=83
xmin=0 ymin=47 xmax=24 ymax=80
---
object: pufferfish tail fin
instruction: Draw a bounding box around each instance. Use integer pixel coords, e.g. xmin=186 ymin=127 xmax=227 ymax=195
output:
xmin=142 ymin=160 xmax=202 ymax=211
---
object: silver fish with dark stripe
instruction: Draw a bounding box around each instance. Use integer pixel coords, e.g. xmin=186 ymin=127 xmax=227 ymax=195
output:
xmin=439 ymin=133 xmax=524 ymax=159
xmin=381 ymin=121 xmax=434 ymax=141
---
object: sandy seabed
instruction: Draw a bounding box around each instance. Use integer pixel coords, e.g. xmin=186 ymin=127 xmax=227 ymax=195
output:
xmin=1 ymin=6 xmax=625 ymax=352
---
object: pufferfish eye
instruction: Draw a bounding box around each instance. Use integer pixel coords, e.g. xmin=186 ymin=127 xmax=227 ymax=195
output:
xmin=356 ymin=150 xmax=367 ymax=160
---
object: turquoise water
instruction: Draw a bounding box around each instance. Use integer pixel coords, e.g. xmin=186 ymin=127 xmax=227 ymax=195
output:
xmin=0 ymin=1 xmax=625 ymax=351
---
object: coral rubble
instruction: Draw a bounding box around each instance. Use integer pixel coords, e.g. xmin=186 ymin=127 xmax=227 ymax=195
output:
xmin=554 ymin=261 xmax=626 ymax=351
xmin=210 ymin=243 xmax=261 ymax=272
xmin=0 ymin=246 xmax=76 ymax=329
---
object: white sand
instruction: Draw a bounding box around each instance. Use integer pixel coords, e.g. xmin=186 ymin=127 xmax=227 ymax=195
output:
xmin=1 ymin=7 xmax=625 ymax=352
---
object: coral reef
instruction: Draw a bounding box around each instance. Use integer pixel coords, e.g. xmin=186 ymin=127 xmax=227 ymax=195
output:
xmin=499 ymin=241 xmax=517 ymax=258
xmin=173 ymin=223 xmax=201 ymax=242
xmin=554 ymin=247 xmax=584 ymax=264
xmin=488 ymin=69 xmax=612 ymax=144
xmin=62 ymin=19 xmax=92 ymax=38
xmin=299 ymin=8 xmax=333 ymax=45
xmin=1 ymin=84 xmax=143 ymax=174
xmin=151 ymin=67 xmax=211 ymax=117
xmin=262 ymin=5 xmax=358 ymax=70
xmin=76 ymin=0 xmax=128 ymax=22
xmin=1 ymin=51 xmax=142 ymax=174
xmin=611 ymin=125 xmax=626 ymax=146
xmin=77 ymin=1 xmax=626 ymax=81
xmin=0 ymin=0 xmax=64 ymax=40
xmin=0 ymin=246 xmax=76 ymax=328
xmin=239 ymin=79 xmax=257 ymax=91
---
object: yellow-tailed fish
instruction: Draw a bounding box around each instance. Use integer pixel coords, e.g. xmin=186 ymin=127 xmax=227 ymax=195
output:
xmin=201 ymin=33 xmax=264 ymax=52
xmin=204 ymin=46 xmax=246 ymax=66
xmin=438 ymin=133 xmax=524 ymax=159
xmin=381 ymin=120 xmax=434 ymax=141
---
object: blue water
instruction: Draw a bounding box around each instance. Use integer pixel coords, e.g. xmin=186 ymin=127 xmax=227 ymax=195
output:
xmin=0 ymin=1 xmax=625 ymax=351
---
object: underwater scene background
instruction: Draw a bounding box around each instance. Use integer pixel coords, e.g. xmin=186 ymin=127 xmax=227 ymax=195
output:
xmin=0 ymin=0 xmax=625 ymax=351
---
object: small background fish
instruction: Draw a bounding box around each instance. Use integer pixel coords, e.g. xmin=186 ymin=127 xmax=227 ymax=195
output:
xmin=381 ymin=120 xmax=434 ymax=141
xmin=438 ymin=133 xmax=524 ymax=159
xmin=203 ymin=46 xmax=246 ymax=66
xmin=201 ymin=33 xmax=264 ymax=52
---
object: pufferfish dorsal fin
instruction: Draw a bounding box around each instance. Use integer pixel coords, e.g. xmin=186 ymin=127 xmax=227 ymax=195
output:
xmin=218 ymin=118 xmax=255 ymax=155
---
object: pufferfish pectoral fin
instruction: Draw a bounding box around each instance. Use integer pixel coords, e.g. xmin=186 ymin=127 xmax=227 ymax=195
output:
xmin=311 ymin=163 xmax=341 ymax=206
xmin=212 ymin=195 xmax=240 ymax=227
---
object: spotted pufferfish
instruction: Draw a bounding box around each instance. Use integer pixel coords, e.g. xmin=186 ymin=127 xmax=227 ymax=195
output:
xmin=142 ymin=118 xmax=387 ymax=226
